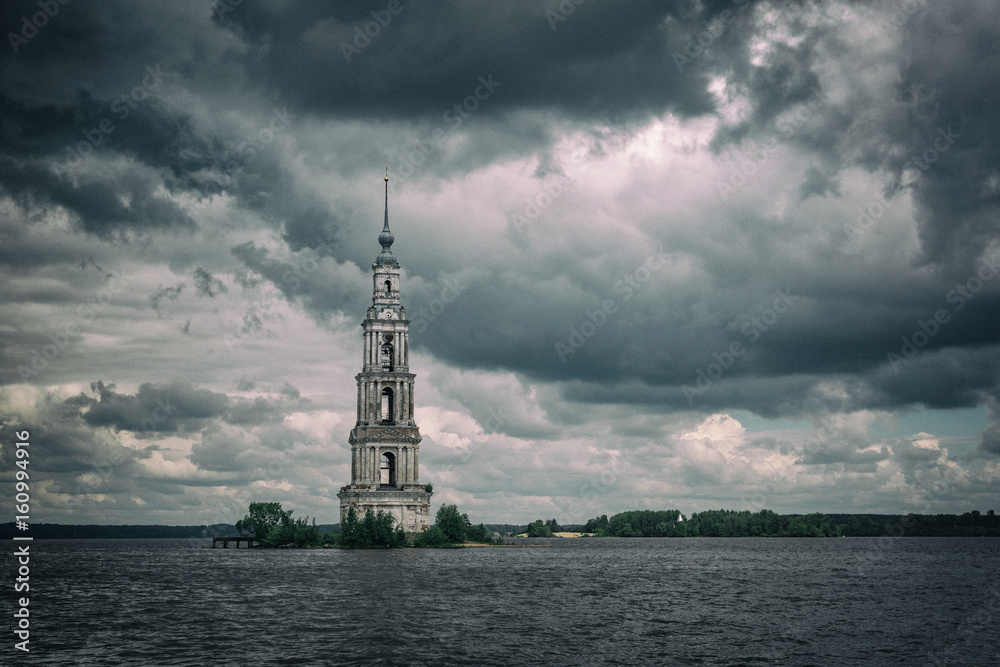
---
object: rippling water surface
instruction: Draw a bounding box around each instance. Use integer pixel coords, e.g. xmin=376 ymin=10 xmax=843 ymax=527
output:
xmin=9 ymin=537 xmax=999 ymax=665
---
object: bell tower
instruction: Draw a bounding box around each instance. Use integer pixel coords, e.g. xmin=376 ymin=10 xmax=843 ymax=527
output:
xmin=338 ymin=170 xmax=432 ymax=533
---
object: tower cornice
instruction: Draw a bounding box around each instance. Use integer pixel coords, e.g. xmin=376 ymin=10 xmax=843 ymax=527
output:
xmin=350 ymin=425 xmax=422 ymax=445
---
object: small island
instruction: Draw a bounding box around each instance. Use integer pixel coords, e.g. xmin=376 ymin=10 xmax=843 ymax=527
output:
xmin=233 ymin=501 xmax=501 ymax=549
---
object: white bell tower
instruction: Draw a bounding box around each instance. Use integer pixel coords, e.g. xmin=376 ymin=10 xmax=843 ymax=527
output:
xmin=338 ymin=170 xmax=432 ymax=533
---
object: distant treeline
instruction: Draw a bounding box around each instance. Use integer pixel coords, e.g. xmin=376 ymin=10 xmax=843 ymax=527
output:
xmin=577 ymin=509 xmax=1000 ymax=538
xmin=828 ymin=511 xmax=999 ymax=537
xmin=5 ymin=510 xmax=998 ymax=540
xmin=0 ymin=523 xmax=241 ymax=540
xmin=581 ymin=510 xmax=842 ymax=537
xmin=0 ymin=523 xmax=348 ymax=540
xmin=484 ymin=523 xmax=533 ymax=536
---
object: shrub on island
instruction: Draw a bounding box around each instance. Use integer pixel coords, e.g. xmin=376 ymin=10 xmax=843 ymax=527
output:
xmin=235 ymin=502 xmax=321 ymax=547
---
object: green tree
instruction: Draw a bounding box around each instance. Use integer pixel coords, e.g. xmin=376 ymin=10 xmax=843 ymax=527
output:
xmin=618 ymin=522 xmax=640 ymax=537
xmin=786 ymin=517 xmax=807 ymax=537
xmin=294 ymin=517 xmax=323 ymax=546
xmin=752 ymin=509 xmax=782 ymax=536
xmin=263 ymin=522 xmax=293 ymax=547
xmin=526 ymin=520 xmax=554 ymax=537
xmin=784 ymin=513 xmax=841 ymax=538
xmin=653 ymin=521 xmax=673 ymax=537
xmin=464 ymin=516 xmax=490 ymax=543
xmin=236 ymin=502 xmax=289 ymax=542
xmin=603 ymin=510 xmax=682 ymax=537
xmin=413 ymin=525 xmax=449 ymax=547
xmin=341 ymin=508 xmax=406 ymax=548
xmin=340 ymin=506 xmax=360 ymax=546
xmin=583 ymin=514 xmax=609 ymax=534
xmin=435 ymin=504 xmax=467 ymax=543
xmin=235 ymin=502 xmax=321 ymax=547
xmin=261 ymin=514 xmax=321 ymax=547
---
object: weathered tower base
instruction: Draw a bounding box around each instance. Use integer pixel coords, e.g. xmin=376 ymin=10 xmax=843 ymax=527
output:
xmin=337 ymin=487 xmax=431 ymax=534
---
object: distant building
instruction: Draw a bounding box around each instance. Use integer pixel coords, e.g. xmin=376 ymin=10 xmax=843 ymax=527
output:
xmin=337 ymin=171 xmax=432 ymax=532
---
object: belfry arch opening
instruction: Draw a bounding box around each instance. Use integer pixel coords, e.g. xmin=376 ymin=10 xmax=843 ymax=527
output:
xmin=381 ymin=387 xmax=394 ymax=423
xmin=380 ymin=451 xmax=396 ymax=487
xmin=384 ymin=280 xmax=391 ymax=297
xmin=381 ymin=342 xmax=394 ymax=371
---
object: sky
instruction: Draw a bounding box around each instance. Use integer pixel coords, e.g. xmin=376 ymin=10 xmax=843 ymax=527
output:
xmin=1 ymin=0 xmax=998 ymax=526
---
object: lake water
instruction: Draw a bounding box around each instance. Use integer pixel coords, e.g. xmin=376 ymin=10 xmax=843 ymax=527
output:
xmin=7 ymin=537 xmax=998 ymax=665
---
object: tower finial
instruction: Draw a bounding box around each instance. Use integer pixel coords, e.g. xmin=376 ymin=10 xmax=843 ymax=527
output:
xmin=377 ymin=167 xmax=396 ymax=265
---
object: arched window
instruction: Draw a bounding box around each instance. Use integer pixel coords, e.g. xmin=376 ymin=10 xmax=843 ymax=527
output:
xmin=384 ymin=280 xmax=391 ymax=297
xmin=380 ymin=452 xmax=396 ymax=486
xmin=381 ymin=343 xmax=394 ymax=371
xmin=381 ymin=387 xmax=394 ymax=423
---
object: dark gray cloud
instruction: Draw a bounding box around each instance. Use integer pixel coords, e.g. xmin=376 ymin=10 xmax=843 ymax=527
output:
xmin=0 ymin=390 xmax=151 ymax=513
xmin=0 ymin=156 xmax=196 ymax=238
xmin=710 ymin=1 xmax=1000 ymax=276
xmin=230 ymin=241 xmax=368 ymax=324
xmin=150 ymin=283 xmax=184 ymax=316
xmin=194 ymin=268 xmax=227 ymax=298
xmin=213 ymin=0 xmax=720 ymax=120
xmin=79 ymin=380 xmax=229 ymax=433
xmin=75 ymin=379 xmax=313 ymax=432
xmin=187 ymin=421 xmax=260 ymax=472
xmin=1 ymin=0 xmax=998 ymax=524
xmin=0 ymin=384 xmax=336 ymax=522
xmin=980 ymin=395 xmax=1000 ymax=456
xmin=889 ymin=2 xmax=1000 ymax=271
xmin=4 ymin=0 xmax=996 ymax=425
xmin=226 ymin=396 xmax=288 ymax=426
xmin=235 ymin=377 xmax=256 ymax=391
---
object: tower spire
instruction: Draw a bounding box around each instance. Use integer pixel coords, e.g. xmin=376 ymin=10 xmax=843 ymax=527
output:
xmin=377 ymin=166 xmax=396 ymax=265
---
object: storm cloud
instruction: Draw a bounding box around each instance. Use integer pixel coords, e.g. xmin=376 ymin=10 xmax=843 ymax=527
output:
xmin=1 ymin=0 xmax=997 ymax=524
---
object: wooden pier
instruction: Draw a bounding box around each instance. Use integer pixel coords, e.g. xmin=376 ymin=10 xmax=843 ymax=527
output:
xmin=212 ymin=536 xmax=259 ymax=548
